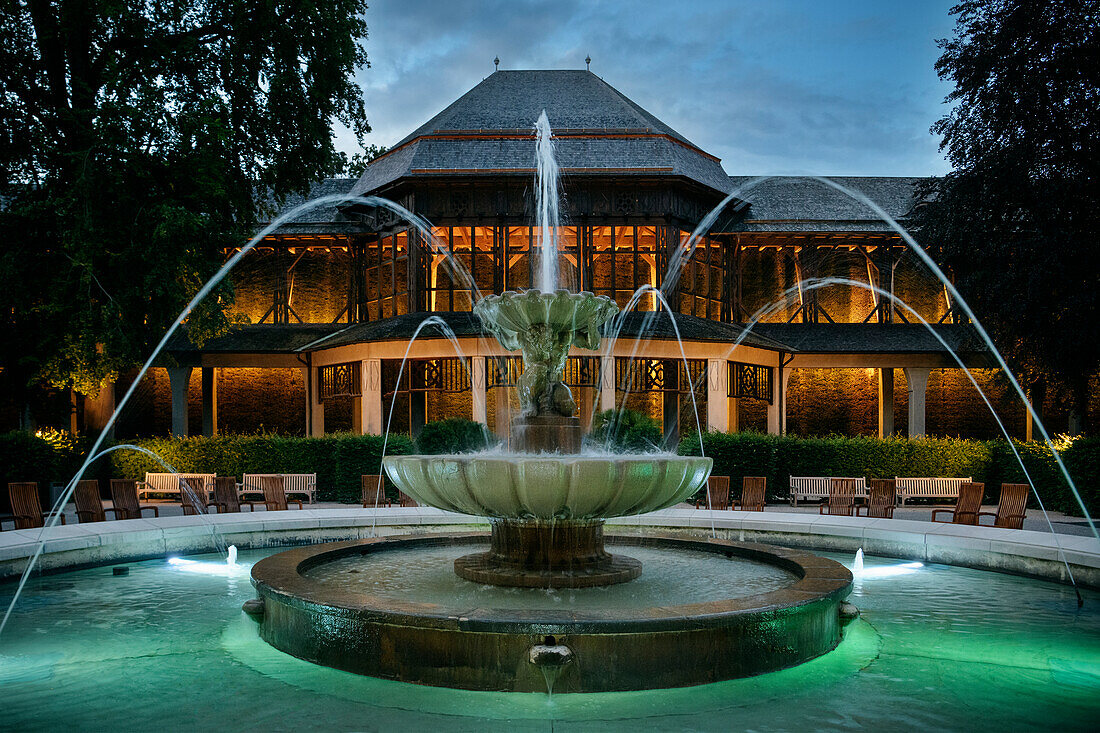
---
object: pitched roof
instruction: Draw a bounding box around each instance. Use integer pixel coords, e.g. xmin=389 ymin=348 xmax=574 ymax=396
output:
xmin=729 ymin=176 xmax=925 ymax=232
xmin=751 ymin=323 xmax=988 ymax=357
xmin=255 ymin=178 xmax=364 ymax=235
xmin=350 ymin=70 xmax=733 ymax=196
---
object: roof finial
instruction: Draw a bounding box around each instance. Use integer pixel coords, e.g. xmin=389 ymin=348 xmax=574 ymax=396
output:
xmin=494 ymin=56 xmax=500 ymax=72
xmin=585 ymin=54 xmax=591 ymax=71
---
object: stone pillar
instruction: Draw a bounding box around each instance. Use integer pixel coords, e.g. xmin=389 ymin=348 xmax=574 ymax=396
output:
xmin=903 ymin=367 xmax=930 ymax=438
xmin=766 ymin=365 xmax=790 ymax=435
xmin=83 ymin=379 xmax=117 ymax=440
xmin=167 ymin=367 xmax=193 ymax=437
xmin=878 ymin=367 xmax=894 ymax=437
xmin=471 ymin=357 xmax=487 ymax=425
xmin=706 ymin=359 xmax=728 ymax=432
xmin=201 ymin=367 xmax=218 ymax=436
xmin=308 ymin=366 xmax=325 ymax=436
xmin=600 ymin=355 xmax=616 ymax=413
xmin=363 ymin=359 xmax=382 ymax=435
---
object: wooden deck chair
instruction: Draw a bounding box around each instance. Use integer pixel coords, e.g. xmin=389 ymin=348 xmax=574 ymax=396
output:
xmin=857 ymin=479 xmax=896 ymax=519
xmin=361 ymin=475 xmax=392 ymax=507
xmin=397 ymin=489 xmax=418 ymax=507
xmin=931 ymin=482 xmax=984 ymax=525
xmin=820 ymin=478 xmax=857 ymax=516
xmin=733 ymin=476 xmax=766 ymax=511
xmin=978 ymin=483 xmax=1029 ymax=530
xmin=260 ymin=475 xmax=303 ymax=511
xmin=695 ymin=475 xmax=731 ymax=509
xmin=208 ymin=477 xmax=254 ymax=513
xmin=3 ymin=482 xmax=65 ymax=530
xmin=74 ymin=480 xmax=121 ymax=523
xmin=109 ymin=479 xmax=159 ymax=520
xmin=179 ymin=476 xmax=210 ymax=516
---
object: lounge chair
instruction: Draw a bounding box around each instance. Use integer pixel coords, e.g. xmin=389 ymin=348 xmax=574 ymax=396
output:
xmin=397 ymin=490 xmax=418 ymax=507
xmin=733 ymin=476 xmax=766 ymax=511
xmin=208 ymin=476 xmax=255 ymax=513
xmin=74 ymin=480 xmax=122 ymax=523
xmin=978 ymin=483 xmax=1029 ymax=529
xmin=820 ymin=478 xmax=857 ymax=516
xmin=695 ymin=475 xmax=731 ymax=509
xmin=179 ymin=476 xmax=210 ymax=516
xmin=109 ymin=479 xmax=160 ymax=519
xmin=2 ymin=482 xmax=66 ymax=530
xmin=931 ymin=481 xmax=984 ymax=525
xmin=857 ymin=479 xmax=896 ymax=519
xmin=260 ymin=475 xmax=303 ymax=511
xmin=361 ymin=475 xmax=392 ymax=508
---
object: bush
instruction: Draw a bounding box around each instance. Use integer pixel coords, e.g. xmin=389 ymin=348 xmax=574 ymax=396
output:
xmin=679 ymin=430 xmax=1098 ymax=516
xmin=414 ymin=419 xmax=496 ymax=455
xmin=588 ymin=409 xmax=664 ymax=453
xmin=109 ymin=432 xmax=413 ymax=503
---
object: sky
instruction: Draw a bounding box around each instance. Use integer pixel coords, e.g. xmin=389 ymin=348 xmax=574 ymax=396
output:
xmin=336 ymin=0 xmax=959 ymax=177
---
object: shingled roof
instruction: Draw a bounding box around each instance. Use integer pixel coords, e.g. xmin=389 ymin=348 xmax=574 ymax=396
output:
xmin=349 ymin=70 xmax=734 ymax=197
xmin=729 ymin=176 xmax=925 ymax=232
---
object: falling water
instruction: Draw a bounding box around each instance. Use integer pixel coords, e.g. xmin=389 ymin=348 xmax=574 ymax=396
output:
xmin=227 ymin=546 xmax=238 ymax=567
xmin=534 ymin=110 xmax=561 ymax=292
xmin=853 ymin=548 xmax=864 ymax=576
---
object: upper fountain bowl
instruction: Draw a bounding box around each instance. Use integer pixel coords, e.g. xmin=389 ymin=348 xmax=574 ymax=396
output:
xmin=382 ymin=453 xmax=712 ymax=520
xmin=473 ymin=289 xmax=618 ymax=351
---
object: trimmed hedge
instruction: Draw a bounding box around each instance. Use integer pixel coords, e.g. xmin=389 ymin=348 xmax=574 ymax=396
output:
xmin=109 ymin=433 xmax=413 ymax=503
xmin=680 ymin=431 xmax=1099 ymax=517
xmin=588 ymin=409 xmax=663 ymax=453
xmin=415 ymin=418 xmax=496 ymax=454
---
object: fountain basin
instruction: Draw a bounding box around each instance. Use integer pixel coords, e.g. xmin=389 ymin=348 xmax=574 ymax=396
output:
xmin=250 ymin=533 xmax=852 ymax=692
xmin=382 ymin=454 xmax=711 ymax=519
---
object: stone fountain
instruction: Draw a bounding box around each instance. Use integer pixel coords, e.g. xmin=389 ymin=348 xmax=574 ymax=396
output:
xmin=383 ymin=288 xmax=711 ymax=588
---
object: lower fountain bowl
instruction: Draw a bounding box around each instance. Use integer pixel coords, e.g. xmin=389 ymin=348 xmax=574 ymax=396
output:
xmin=250 ymin=533 xmax=853 ymax=693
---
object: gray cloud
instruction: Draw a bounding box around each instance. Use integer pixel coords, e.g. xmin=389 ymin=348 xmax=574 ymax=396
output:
xmin=336 ymin=0 xmax=954 ymax=176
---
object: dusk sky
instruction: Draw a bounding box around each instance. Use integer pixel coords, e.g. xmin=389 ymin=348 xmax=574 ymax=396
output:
xmin=336 ymin=0 xmax=959 ymax=177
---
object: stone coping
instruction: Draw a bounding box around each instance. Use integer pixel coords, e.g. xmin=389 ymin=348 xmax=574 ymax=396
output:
xmin=1 ymin=506 xmax=1098 ymax=586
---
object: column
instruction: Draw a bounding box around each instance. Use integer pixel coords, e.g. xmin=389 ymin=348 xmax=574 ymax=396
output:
xmin=766 ymin=365 xmax=790 ymax=435
xmin=363 ymin=359 xmax=382 ymax=435
xmin=471 ymin=357 xmax=487 ymax=425
xmin=903 ymin=367 xmax=930 ymax=438
xmin=706 ymin=358 xmax=728 ymax=433
xmin=600 ymin=355 xmax=616 ymax=413
xmin=167 ymin=366 xmax=192 ymax=437
xmin=878 ymin=367 xmax=894 ymax=437
xmin=201 ymin=367 xmax=218 ymax=436
xmin=309 ymin=366 xmax=324 ymax=436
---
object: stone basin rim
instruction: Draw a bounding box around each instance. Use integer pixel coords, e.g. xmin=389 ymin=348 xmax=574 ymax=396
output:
xmin=250 ymin=533 xmax=853 ymax=633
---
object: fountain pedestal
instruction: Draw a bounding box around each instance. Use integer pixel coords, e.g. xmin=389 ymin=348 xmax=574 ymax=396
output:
xmin=454 ymin=519 xmax=642 ymax=588
xmin=511 ymin=415 xmax=582 ymax=453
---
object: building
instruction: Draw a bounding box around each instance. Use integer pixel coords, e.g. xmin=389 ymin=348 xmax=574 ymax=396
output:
xmin=120 ymin=69 xmax=1030 ymax=442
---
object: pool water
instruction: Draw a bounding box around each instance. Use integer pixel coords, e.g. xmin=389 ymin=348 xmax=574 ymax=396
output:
xmin=303 ymin=544 xmax=799 ymax=610
xmin=2 ymin=546 xmax=1099 ymax=731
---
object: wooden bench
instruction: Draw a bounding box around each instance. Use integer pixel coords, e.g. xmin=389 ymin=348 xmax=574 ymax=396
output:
xmin=139 ymin=473 xmax=216 ymax=500
xmin=240 ymin=473 xmax=317 ymax=504
xmin=788 ymin=476 xmax=867 ymax=506
xmin=894 ymin=477 xmax=973 ymax=506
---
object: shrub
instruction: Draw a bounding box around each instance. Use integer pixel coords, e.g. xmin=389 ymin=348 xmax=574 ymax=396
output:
xmin=679 ymin=431 xmax=1098 ymax=516
xmin=414 ymin=419 xmax=496 ymax=455
xmin=109 ymin=432 xmax=413 ymax=503
xmin=588 ymin=409 xmax=664 ymax=453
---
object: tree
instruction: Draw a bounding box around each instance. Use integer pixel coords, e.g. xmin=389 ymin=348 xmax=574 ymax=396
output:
xmin=0 ymin=0 xmax=370 ymax=416
xmin=915 ymin=0 xmax=1100 ymax=431
xmin=340 ymin=144 xmax=388 ymax=178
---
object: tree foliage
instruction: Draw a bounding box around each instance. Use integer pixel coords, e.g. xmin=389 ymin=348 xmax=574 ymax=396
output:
xmin=914 ymin=0 xmax=1100 ymax=427
xmin=0 ymin=0 xmax=370 ymax=403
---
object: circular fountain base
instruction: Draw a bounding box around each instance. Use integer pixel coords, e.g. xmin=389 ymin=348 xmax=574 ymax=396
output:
xmin=250 ymin=533 xmax=853 ymax=693
xmin=454 ymin=519 xmax=641 ymax=588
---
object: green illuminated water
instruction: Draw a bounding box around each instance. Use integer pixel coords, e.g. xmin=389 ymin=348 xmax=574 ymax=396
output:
xmin=2 ymin=548 xmax=1098 ymax=731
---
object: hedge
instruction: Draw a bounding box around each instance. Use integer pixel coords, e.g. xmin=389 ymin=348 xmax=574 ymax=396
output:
xmin=109 ymin=432 xmax=413 ymax=503
xmin=680 ymin=431 xmax=1099 ymax=517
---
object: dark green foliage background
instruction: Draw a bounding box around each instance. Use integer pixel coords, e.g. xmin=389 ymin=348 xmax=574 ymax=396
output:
xmin=414 ymin=418 xmax=496 ymax=455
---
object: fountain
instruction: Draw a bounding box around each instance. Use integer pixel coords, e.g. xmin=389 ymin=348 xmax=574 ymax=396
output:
xmin=247 ymin=112 xmax=854 ymax=692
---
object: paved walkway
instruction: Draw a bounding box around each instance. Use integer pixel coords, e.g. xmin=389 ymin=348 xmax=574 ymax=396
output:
xmin=50 ymin=499 xmax=1098 ymax=537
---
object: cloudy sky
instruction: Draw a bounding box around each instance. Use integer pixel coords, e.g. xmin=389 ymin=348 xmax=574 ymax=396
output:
xmin=336 ymin=0 xmax=958 ymax=176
